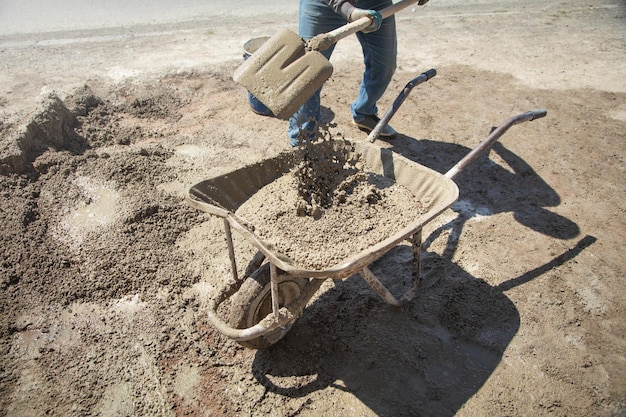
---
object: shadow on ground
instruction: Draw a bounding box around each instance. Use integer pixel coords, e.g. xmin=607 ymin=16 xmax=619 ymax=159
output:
xmin=251 ymin=249 xmax=518 ymax=417
xmin=386 ymin=135 xmax=580 ymax=240
xmin=249 ymin=135 xmax=591 ymax=416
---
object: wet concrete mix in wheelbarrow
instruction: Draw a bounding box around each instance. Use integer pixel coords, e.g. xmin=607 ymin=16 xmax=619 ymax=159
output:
xmin=237 ymin=135 xmax=424 ymax=270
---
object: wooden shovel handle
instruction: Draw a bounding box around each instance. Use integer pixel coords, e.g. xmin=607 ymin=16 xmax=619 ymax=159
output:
xmin=307 ymin=0 xmax=420 ymax=51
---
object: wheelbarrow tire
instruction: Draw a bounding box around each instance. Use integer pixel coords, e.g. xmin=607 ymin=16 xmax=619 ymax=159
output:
xmin=228 ymin=263 xmax=308 ymax=349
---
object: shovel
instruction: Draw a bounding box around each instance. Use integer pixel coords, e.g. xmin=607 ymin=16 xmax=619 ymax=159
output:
xmin=233 ymin=0 xmax=422 ymax=120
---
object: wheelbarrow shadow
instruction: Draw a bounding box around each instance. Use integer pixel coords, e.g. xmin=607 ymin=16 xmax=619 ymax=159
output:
xmin=251 ymin=238 xmax=596 ymax=416
xmin=249 ymin=136 xmax=589 ymax=415
xmin=385 ymin=135 xmax=580 ymax=242
xmin=252 ymin=250 xmax=519 ymax=416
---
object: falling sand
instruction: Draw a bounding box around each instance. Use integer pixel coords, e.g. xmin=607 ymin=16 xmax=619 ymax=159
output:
xmin=236 ymin=137 xmax=424 ymax=270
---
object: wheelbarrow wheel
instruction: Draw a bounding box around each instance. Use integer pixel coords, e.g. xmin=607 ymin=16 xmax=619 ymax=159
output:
xmin=228 ymin=263 xmax=308 ymax=349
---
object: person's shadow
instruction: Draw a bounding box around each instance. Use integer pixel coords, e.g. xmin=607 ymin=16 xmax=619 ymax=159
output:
xmin=249 ymin=133 xmax=592 ymax=416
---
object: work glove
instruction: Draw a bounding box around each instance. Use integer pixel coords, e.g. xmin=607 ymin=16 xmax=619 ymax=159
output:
xmin=349 ymin=9 xmax=383 ymax=33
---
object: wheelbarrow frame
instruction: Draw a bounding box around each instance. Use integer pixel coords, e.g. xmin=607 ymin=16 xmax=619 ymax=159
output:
xmin=187 ymin=69 xmax=547 ymax=345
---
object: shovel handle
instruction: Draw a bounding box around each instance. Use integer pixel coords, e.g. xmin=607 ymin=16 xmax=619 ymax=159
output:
xmin=308 ymin=0 xmax=420 ymax=51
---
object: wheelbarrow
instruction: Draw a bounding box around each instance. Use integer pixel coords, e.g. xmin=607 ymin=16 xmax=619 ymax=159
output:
xmin=187 ymin=69 xmax=547 ymax=349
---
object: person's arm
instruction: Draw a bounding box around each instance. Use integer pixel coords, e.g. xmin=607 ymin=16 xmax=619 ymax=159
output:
xmin=324 ymin=0 xmax=358 ymax=19
xmin=326 ymin=0 xmax=430 ymax=18
xmin=324 ymin=0 xmax=383 ymax=33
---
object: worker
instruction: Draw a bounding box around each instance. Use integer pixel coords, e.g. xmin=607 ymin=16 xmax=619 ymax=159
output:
xmin=288 ymin=0 xmax=428 ymax=146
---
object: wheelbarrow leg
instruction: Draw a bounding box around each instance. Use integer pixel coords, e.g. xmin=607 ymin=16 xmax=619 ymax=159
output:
xmin=223 ymin=218 xmax=239 ymax=282
xmin=270 ymin=263 xmax=280 ymax=318
xmin=360 ymin=228 xmax=423 ymax=307
xmin=412 ymin=229 xmax=423 ymax=288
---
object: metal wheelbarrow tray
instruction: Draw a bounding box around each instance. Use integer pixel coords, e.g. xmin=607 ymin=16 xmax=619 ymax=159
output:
xmin=187 ymin=72 xmax=546 ymax=349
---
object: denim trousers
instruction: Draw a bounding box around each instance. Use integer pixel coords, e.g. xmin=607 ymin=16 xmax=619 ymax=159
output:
xmin=288 ymin=0 xmax=397 ymax=146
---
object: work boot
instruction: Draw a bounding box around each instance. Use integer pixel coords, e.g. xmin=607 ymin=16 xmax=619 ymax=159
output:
xmin=352 ymin=115 xmax=397 ymax=138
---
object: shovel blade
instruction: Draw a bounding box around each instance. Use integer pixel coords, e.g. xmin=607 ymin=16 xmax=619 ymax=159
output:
xmin=233 ymin=29 xmax=333 ymax=120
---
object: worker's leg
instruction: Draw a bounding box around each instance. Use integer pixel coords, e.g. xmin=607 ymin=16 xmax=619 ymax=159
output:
xmin=351 ymin=0 xmax=397 ymax=120
xmin=288 ymin=0 xmax=344 ymax=146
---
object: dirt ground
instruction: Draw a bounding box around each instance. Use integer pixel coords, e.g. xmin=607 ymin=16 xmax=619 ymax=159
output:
xmin=1 ymin=1 xmax=625 ymax=416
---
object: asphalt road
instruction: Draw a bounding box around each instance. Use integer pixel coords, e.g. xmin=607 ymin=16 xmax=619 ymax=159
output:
xmin=0 ymin=0 xmax=296 ymax=36
xmin=0 ymin=0 xmax=527 ymax=36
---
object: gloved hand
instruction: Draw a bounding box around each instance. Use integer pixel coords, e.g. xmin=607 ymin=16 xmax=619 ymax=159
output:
xmin=349 ymin=9 xmax=383 ymax=33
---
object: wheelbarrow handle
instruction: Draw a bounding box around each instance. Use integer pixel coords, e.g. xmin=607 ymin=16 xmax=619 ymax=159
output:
xmin=367 ymin=68 xmax=437 ymax=142
xmin=444 ymin=108 xmax=547 ymax=179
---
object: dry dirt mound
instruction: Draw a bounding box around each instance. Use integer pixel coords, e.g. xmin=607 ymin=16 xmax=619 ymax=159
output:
xmin=1 ymin=75 xmax=215 ymax=415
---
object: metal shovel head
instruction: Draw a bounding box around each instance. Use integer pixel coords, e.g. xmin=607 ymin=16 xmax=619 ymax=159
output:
xmin=233 ymin=29 xmax=334 ymax=120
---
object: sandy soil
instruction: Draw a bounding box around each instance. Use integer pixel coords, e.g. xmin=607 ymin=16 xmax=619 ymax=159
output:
xmin=1 ymin=1 xmax=625 ymax=416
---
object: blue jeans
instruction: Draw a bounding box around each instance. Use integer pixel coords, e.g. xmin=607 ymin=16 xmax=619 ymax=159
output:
xmin=288 ymin=0 xmax=397 ymax=146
